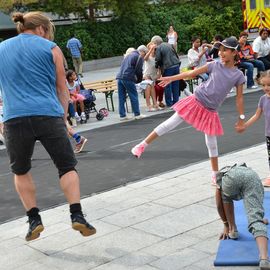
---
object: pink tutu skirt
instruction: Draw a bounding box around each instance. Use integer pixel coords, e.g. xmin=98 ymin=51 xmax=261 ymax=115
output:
xmin=172 ymin=95 xmax=223 ymax=136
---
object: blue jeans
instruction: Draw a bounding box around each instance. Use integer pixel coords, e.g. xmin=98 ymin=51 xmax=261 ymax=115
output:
xmin=117 ymin=79 xmax=140 ymax=117
xmin=163 ymin=65 xmax=180 ymax=107
xmin=68 ymin=102 xmax=75 ymax=117
xmin=239 ymin=60 xmax=265 ymax=88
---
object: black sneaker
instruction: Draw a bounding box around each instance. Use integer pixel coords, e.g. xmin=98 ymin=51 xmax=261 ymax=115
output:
xmin=25 ymin=217 xmax=44 ymax=241
xmin=71 ymin=213 xmax=96 ymax=236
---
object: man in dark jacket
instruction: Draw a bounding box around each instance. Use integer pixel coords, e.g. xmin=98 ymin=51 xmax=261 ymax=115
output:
xmin=116 ymin=45 xmax=147 ymax=121
xmin=151 ymin=35 xmax=181 ymax=107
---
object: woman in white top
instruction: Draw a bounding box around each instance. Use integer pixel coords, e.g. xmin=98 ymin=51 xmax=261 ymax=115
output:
xmin=188 ymin=36 xmax=209 ymax=81
xmin=252 ymin=28 xmax=270 ymax=70
xmin=166 ymin=25 xmax=178 ymax=52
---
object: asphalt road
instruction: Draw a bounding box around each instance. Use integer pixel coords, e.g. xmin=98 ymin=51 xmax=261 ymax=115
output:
xmin=0 ymin=90 xmax=266 ymax=223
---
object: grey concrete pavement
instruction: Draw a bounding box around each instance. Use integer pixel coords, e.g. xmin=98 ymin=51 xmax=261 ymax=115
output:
xmin=0 ymin=143 xmax=268 ymax=270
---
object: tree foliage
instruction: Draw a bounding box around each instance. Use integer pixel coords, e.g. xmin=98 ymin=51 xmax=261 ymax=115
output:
xmin=1 ymin=0 xmax=243 ymax=61
xmin=0 ymin=0 xmax=38 ymax=13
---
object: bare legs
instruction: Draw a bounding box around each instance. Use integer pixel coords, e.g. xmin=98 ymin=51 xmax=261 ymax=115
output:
xmin=144 ymin=130 xmax=159 ymax=144
xmin=60 ymin=170 xmax=80 ymax=204
xmin=14 ymin=170 xmax=81 ymax=211
xmin=256 ymin=236 xmax=268 ymax=260
xmin=73 ymin=100 xmax=85 ymax=113
xmin=14 ymin=173 xmax=37 ymax=211
xmin=145 ymin=84 xmax=158 ymax=110
xmin=210 ymin=156 xmax=219 ymax=172
xmin=79 ymin=100 xmax=85 ymax=112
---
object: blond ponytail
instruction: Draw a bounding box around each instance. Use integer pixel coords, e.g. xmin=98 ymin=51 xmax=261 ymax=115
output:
xmin=12 ymin=11 xmax=55 ymax=41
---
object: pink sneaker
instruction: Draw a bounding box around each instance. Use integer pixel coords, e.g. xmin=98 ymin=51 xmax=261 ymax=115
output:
xmin=131 ymin=143 xmax=145 ymax=158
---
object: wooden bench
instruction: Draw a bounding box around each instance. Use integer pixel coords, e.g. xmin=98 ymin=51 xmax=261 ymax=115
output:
xmin=83 ymin=79 xmax=117 ymax=111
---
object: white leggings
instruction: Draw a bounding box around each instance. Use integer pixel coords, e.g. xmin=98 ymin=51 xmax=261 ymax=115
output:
xmin=154 ymin=112 xmax=218 ymax=157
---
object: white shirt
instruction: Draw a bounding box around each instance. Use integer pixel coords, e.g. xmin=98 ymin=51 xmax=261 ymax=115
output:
xmin=252 ymin=36 xmax=270 ymax=58
xmin=188 ymin=46 xmax=207 ymax=68
xmin=167 ymin=32 xmax=177 ymax=45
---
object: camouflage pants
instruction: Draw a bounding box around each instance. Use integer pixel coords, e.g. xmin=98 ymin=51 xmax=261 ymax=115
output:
xmin=221 ymin=166 xmax=267 ymax=238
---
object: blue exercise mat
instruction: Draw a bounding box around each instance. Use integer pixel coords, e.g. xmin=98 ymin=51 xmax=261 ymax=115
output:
xmin=214 ymin=191 xmax=270 ymax=266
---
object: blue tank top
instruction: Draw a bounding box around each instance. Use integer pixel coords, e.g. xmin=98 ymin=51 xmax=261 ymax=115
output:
xmin=0 ymin=33 xmax=64 ymax=121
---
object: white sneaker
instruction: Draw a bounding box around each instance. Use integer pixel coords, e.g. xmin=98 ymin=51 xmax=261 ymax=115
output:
xmin=75 ymin=113 xmax=81 ymax=122
xmin=259 ymin=259 xmax=270 ymax=270
xmin=248 ymin=85 xmax=258 ymax=89
xmin=81 ymin=112 xmax=86 ymax=121
xmin=135 ymin=114 xmax=146 ymax=120
xmin=120 ymin=116 xmax=132 ymax=121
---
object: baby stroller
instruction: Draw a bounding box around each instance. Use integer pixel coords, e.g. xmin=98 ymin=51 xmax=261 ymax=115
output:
xmin=77 ymin=78 xmax=105 ymax=122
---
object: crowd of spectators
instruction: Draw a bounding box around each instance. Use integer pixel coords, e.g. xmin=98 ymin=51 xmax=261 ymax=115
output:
xmin=114 ymin=27 xmax=270 ymax=120
xmin=47 ymin=26 xmax=270 ymax=123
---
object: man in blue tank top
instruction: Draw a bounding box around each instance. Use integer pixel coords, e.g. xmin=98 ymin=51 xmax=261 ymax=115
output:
xmin=0 ymin=11 xmax=96 ymax=241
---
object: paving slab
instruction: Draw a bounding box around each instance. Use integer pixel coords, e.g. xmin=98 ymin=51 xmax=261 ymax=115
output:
xmin=0 ymin=143 xmax=268 ymax=270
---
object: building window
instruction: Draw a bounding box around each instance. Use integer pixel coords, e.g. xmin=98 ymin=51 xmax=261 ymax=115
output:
xmin=265 ymin=0 xmax=270 ymax=7
xmin=250 ymin=0 xmax=256 ymax=9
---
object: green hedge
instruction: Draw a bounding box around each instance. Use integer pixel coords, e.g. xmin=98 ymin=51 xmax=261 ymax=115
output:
xmin=54 ymin=2 xmax=243 ymax=62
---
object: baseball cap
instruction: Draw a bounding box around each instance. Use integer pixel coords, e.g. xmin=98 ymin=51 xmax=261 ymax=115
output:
xmin=215 ymin=36 xmax=239 ymax=50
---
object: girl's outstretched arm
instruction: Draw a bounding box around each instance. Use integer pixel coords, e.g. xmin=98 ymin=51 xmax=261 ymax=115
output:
xmin=245 ymin=107 xmax=262 ymax=128
xmin=158 ymin=64 xmax=208 ymax=87
xmin=235 ymin=84 xmax=245 ymax=132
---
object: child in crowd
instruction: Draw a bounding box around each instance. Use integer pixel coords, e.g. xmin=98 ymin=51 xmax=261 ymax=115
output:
xmin=66 ymin=121 xmax=88 ymax=154
xmin=188 ymin=36 xmax=209 ymax=81
xmin=202 ymin=39 xmax=213 ymax=62
xmin=140 ymin=42 xmax=163 ymax=112
xmin=131 ymin=37 xmax=246 ymax=185
xmin=66 ymin=70 xmax=86 ymax=123
xmin=236 ymin=70 xmax=270 ymax=186
xmin=209 ymin=34 xmax=224 ymax=61
xmin=215 ymin=164 xmax=270 ymax=270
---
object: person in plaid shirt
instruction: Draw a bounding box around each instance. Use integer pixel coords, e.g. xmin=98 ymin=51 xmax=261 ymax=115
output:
xmin=66 ymin=33 xmax=83 ymax=77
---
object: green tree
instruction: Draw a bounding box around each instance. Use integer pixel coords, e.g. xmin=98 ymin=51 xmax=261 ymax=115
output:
xmin=0 ymin=0 xmax=38 ymax=12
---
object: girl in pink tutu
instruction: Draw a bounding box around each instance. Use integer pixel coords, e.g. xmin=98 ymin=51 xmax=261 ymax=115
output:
xmin=66 ymin=70 xmax=86 ymax=122
xmin=131 ymin=37 xmax=246 ymax=185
